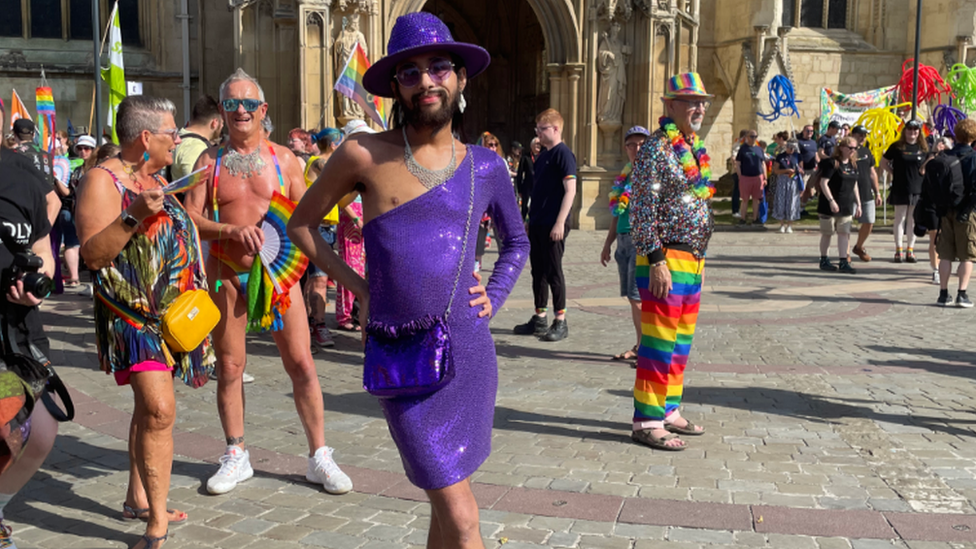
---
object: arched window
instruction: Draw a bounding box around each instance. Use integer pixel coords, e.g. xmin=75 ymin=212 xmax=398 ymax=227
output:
xmin=782 ymin=0 xmax=848 ymax=29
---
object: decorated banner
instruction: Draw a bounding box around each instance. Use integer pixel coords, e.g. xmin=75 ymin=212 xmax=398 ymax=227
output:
xmin=36 ymin=87 xmax=56 ymax=154
xmin=101 ymin=1 xmax=127 ymax=144
xmin=820 ymin=86 xmax=896 ymax=131
xmin=334 ymin=42 xmax=388 ymax=130
xmin=9 ymin=89 xmax=32 ymax=130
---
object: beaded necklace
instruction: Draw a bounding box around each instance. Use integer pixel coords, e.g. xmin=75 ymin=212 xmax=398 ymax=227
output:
xmin=608 ymin=162 xmax=632 ymax=216
xmin=659 ymin=117 xmax=715 ymax=199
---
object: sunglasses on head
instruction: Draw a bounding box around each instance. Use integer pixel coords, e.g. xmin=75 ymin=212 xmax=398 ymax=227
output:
xmin=395 ymin=58 xmax=455 ymax=88
xmin=221 ymin=98 xmax=263 ymax=112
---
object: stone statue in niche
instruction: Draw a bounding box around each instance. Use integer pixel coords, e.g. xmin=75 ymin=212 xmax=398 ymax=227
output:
xmin=335 ymin=13 xmax=367 ymax=120
xmin=597 ymin=22 xmax=630 ymax=128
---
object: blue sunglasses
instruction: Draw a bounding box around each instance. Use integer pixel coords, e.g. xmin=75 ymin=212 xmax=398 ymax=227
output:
xmin=221 ymin=98 xmax=264 ymax=112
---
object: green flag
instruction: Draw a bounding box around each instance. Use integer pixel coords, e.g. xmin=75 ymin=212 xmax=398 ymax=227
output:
xmin=101 ymin=2 xmax=126 ymax=144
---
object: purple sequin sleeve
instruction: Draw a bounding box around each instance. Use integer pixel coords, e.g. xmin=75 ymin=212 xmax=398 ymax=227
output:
xmin=630 ymin=136 xmax=667 ymax=260
xmin=482 ymin=155 xmax=529 ymax=314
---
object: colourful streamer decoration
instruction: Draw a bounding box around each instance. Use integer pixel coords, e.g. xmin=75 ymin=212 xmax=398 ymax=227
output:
xmin=932 ymin=103 xmax=968 ymax=138
xmin=896 ymin=59 xmax=951 ymax=105
xmin=854 ymin=102 xmax=912 ymax=165
xmin=35 ymin=87 xmax=56 ymax=154
xmin=608 ymin=163 xmax=632 ymax=217
xmin=757 ymin=75 xmax=801 ymax=122
xmin=163 ymin=166 xmax=210 ymax=195
xmin=947 ymin=63 xmax=976 ymax=115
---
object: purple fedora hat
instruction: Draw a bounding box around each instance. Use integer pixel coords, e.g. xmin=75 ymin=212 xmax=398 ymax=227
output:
xmin=362 ymin=12 xmax=490 ymax=98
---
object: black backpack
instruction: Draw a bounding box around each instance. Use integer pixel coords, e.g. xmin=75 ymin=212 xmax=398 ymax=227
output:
xmin=923 ymin=153 xmax=966 ymax=217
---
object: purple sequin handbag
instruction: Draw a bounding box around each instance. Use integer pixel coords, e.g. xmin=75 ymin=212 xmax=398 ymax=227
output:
xmin=363 ymin=150 xmax=475 ymax=398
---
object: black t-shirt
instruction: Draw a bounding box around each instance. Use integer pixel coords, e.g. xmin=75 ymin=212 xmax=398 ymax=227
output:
xmin=529 ymin=143 xmax=577 ymax=227
xmin=816 ymin=158 xmax=858 ymax=217
xmin=855 ymin=145 xmax=876 ymax=201
xmin=796 ymin=138 xmax=818 ymax=170
xmin=818 ymin=134 xmax=837 ymax=158
xmin=736 ymin=145 xmax=766 ymax=177
xmin=775 ymin=152 xmax=798 ymax=173
xmin=0 ymin=162 xmax=53 ymax=356
xmin=883 ymin=142 xmax=925 ymax=196
xmin=11 ymin=142 xmax=56 ymax=190
xmin=0 ymin=148 xmax=52 ymax=196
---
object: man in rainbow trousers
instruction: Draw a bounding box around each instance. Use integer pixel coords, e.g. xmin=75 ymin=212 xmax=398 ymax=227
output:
xmin=629 ymin=73 xmax=715 ymax=451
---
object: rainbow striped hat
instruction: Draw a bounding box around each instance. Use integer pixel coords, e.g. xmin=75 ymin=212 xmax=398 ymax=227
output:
xmin=664 ymin=72 xmax=713 ymax=99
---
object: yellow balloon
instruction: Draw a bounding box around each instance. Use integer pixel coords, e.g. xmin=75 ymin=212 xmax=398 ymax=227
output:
xmin=854 ymin=102 xmax=913 ymax=165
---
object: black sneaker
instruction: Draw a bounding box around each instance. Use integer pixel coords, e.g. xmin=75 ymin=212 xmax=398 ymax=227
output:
xmin=838 ymin=259 xmax=857 ymax=274
xmin=905 ymin=251 xmax=917 ymax=263
xmin=937 ymin=291 xmax=952 ymax=307
xmin=541 ymin=319 xmax=568 ymax=342
xmin=514 ymin=315 xmax=548 ymax=335
xmin=736 ymin=219 xmax=748 ymax=226
xmin=751 ymin=219 xmax=764 ymax=227
xmin=956 ymin=293 xmax=974 ymax=308
xmin=819 ymin=257 xmax=838 ymax=272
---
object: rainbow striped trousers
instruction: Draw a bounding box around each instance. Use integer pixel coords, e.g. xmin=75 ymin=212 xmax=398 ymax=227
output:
xmin=633 ymin=249 xmax=704 ymax=423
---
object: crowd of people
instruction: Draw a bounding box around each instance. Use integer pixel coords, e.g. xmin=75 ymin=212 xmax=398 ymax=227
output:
xmin=1 ymin=11 xmax=975 ymax=549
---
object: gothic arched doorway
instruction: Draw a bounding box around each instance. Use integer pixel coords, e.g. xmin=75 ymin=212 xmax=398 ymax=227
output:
xmin=419 ymin=0 xmax=549 ymax=151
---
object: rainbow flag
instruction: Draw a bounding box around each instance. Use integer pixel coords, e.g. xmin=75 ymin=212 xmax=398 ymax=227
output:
xmin=35 ymin=87 xmax=56 ymax=154
xmin=334 ymin=42 xmax=388 ymax=130
xmin=259 ymin=192 xmax=309 ymax=294
xmin=9 ymin=89 xmax=31 ymax=131
xmin=163 ymin=166 xmax=210 ymax=195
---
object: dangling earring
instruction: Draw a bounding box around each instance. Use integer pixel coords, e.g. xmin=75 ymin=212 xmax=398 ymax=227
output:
xmin=458 ymin=94 xmax=467 ymax=114
xmin=142 ymin=151 xmax=150 ymax=162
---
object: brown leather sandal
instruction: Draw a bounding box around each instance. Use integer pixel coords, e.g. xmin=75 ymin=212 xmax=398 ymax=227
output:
xmin=631 ymin=429 xmax=686 ymax=451
xmin=664 ymin=419 xmax=706 ymax=436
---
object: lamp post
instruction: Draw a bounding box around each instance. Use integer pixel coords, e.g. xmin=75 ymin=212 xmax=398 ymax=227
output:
xmin=910 ymin=0 xmax=922 ymax=121
xmin=92 ymin=0 xmax=103 ymax=142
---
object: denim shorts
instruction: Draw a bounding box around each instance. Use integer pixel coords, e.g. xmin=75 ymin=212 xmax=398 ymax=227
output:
xmin=307 ymin=225 xmax=336 ymax=278
xmin=614 ymin=233 xmax=640 ymax=301
xmin=57 ymin=209 xmax=80 ymax=248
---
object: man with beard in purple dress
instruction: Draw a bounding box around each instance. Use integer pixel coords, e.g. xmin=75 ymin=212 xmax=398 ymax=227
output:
xmin=288 ymin=12 xmax=529 ymax=549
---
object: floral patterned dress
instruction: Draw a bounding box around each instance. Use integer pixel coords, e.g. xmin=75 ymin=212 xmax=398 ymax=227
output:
xmin=91 ymin=167 xmax=215 ymax=388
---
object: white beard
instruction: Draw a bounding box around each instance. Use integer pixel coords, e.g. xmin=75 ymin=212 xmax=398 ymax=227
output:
xmin=690 ymin=120 xmax=702 ymax=132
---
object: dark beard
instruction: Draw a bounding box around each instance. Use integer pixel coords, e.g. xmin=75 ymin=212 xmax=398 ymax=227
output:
xmin=397 ymin=88 xmax=459 ymax=131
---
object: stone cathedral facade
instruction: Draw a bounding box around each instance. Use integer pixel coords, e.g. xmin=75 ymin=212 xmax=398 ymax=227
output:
xmin=1 ymin=0 xmax=974 ymax=228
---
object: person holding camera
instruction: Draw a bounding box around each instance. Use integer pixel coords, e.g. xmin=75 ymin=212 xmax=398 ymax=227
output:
xmin=76 ymin=96 xmax=216 ymax=549
xmin=0 ymin=156 xmax=61 ymax=549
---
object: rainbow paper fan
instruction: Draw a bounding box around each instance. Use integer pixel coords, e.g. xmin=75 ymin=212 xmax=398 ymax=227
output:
xmin=52 ymin=156 xmax=71 ymax=186
xmin=163 ymin=166 xmax=210 ymax=195
xmin=259 ymin=192 xmax=309 ymax=294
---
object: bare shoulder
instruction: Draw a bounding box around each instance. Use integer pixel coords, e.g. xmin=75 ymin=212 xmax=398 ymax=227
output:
xmin=196 ymin=144 xmax=220 ymax=165
xmin=270 ymin=142 xmax=302 ymax=169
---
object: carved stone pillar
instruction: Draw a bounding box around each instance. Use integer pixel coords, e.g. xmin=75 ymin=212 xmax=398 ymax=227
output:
xmin=548 ymin=63 xmax=565 ymax=115
xmin=566 ymin=64 xmax=583 ymax=156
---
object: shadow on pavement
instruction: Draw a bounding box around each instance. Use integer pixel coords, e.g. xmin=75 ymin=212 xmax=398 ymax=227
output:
xmin=863 ymin=345 xmax=976 ymax=379
xmin=322 ymin=391 xmax=626 ymax=442
xmin=607 ymin=387 xmax=976 ymax=438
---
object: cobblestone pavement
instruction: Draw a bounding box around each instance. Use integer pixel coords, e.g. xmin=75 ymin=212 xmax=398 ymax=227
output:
xmin=8 ymin=228 xmax=976 ymax=548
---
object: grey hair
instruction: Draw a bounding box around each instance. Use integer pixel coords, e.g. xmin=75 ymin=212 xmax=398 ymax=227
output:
xmin=262 ymin=115 xmax=274 ymax=135
xmin=116 ymin=95 xmax=176 ymax=145
xmin=219 ymin=68 xmax=266 ymax=102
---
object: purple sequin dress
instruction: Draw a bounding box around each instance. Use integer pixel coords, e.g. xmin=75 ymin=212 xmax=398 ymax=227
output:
xmin=363 ymin=146 xmax=529 ymax=490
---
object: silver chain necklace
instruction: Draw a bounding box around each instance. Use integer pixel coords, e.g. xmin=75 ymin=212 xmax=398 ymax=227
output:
xmin=403 ymin=126 xmax=457 ymax=189
xmin=223 ymin=146 xmax=266 ymax=178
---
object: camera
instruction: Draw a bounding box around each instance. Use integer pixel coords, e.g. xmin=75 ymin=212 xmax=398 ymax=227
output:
xmin=3 ymin=252 xmax=53 ymax=299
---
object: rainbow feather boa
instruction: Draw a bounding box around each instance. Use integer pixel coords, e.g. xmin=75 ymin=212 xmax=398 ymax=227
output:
xmin=608 ymin=163 xmax=632 ymax=216
xmin=660 ymin=117 xmax=715 ymax=199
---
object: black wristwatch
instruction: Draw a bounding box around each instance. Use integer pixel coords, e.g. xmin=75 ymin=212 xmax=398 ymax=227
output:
xmin=121 ymin=209 xmax=140 ymax=229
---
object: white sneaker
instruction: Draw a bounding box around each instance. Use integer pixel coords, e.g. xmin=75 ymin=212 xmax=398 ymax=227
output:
xmin=932 ymin=271 xmax=941 ymax=285
xmin=786 ymin=226 xmax=793 ymax=234
xmin=306 ymin=447 xmax=353 ymax=494
xmin=779 ymin=225 xmax=786 ymax=233
xmin=210 ymin=371 xmax=255 ymax=383
xmin=207 ymin=446 xmax=253 ymax=495
xmin=732 ymin=212 xmax=741 ymax=219
xmin=312 ymin=324 xmax=335 ymax=348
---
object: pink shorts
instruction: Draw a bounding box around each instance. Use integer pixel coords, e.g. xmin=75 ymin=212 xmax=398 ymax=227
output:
xmin=113 ymin=360 xmax=172 ymax=386
xmin=739 ymin=175 xmax=765 ymax=201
